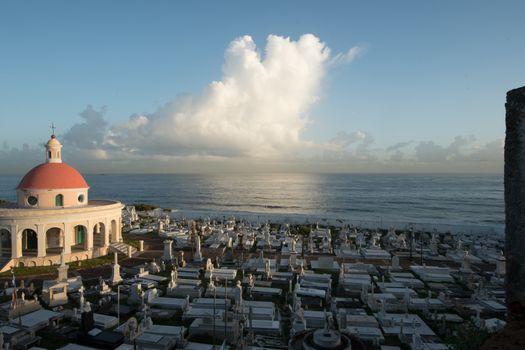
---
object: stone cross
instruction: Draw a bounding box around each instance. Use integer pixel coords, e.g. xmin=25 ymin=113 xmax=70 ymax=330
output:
xmin=79 ymin=286 xmax=85 ymax=310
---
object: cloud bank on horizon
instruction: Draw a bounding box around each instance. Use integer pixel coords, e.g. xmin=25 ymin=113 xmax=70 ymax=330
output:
xmin=0 ymin=34 xmax=503 ymax=173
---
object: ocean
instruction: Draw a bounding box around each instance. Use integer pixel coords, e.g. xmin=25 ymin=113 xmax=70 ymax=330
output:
xmin=0 ymin=173 xmax=504 ymax=234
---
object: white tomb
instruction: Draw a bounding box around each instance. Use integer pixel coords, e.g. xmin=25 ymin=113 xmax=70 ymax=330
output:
xmin=162 ymin=240 xmax=173 ymax=261
xmin=194 ymin=233 xmax=203 ymax=262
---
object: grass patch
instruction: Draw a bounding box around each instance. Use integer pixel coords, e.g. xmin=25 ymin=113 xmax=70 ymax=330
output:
xmin=123 ymin=238 xmax=140 ymax=249
xmin=0 ymin=254 xmax=118 ymax=277
xmin=68 ymin=254 xmax=116 ymax=269
xmin=0 ymin=265 xmax=56 ymax=277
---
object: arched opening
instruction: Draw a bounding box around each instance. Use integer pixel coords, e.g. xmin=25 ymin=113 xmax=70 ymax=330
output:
xmin=72 ymin=225 xmax=88 ymax=251
xmin=110 ymin=220 xmax=118 ymax=243
xmin=21 ymin=229 xmax=38 ymax=257
xmin=46 ymin=227 xmax=64 ymax=255
xmin=93 ymin=222 xmax=106 ymax=248
xmin=0 ymin=228 xmax=12 ymax=258
xmin=55 ymin=194 xmax=64 ymax=207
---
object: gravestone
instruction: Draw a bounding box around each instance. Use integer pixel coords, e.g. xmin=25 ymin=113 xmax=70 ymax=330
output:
xmin=109 ymin=253 xmax=123 ymax=285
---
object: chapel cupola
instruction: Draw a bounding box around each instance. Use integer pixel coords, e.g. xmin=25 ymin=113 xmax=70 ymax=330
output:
xmin=45 ymin=134 xmax=63 ymax=163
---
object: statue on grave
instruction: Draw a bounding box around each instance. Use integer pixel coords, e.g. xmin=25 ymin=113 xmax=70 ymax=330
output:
xmin=168 ymin=266 xmax=178 ymax=290
xmin=84 ymin=301 xmax=91 ymax=313
xmin=290 ymin=238 xmax=297 ymax=253
xmin=124 ymin=317 xmax=139 ymax=342
xmin=208 ymin=273 xmax=215 ymax=289
xmin=298 ymin=261 xmax=305 ymax=276
xmin=206 ymin=258 xmax=214 ymax=272
xmin=324 ymin=310 xmax=334 ymax=331
xmin=457 ymin=237 xmax=463 ymax=251
xmin=234 ymin=280 xmax=243 ymax=312
xmin=79 ymin=285 xmax=85 ymax=310
xmin=264 ymin=259 xmax=272 ymax=280
xmin=460 ymin=250 xmax=472 ymax=273
xmin=150 ymin=258 xmax=160 ymax=273
xmin=179 ymin=251 xmax=186 ymax=267
xmin=264 ymin=225 xmax=271 ymax=248
xmin=194 ymin=231 xmax=203 ymax=262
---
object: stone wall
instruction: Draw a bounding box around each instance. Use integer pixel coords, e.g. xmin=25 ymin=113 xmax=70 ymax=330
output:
xmin=505 ymin=86 xmax=525 ymax=321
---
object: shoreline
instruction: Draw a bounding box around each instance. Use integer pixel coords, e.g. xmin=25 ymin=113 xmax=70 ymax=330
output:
xmin=165 ymin=208 xmax=504 ymax=235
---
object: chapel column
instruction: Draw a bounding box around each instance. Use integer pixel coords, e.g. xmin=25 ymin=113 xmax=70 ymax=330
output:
xmin=117 ymin=219 xmax=122 ymax=242
xmin=36 ymin=224 xmax=46 ymax=257
xmin=86 ymin=221 xmax=93 ymax=251
xmin=11 ymin=225 xmax=21 ymax=259
xmin=63 ymin=224 xmax=72 ymax=254
xmin=104 ymin=219 xmax=110 ymax=246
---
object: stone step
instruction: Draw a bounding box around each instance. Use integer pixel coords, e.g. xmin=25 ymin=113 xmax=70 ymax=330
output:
xmin=110 ymin=242 xmax=137 ymax=256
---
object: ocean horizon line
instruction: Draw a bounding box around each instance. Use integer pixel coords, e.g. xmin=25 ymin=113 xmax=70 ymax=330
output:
xmin=0 ymin=171 xmax=505 ymax=176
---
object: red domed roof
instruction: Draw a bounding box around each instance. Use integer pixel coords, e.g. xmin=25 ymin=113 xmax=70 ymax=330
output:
xmin=17 ymin=163 xmax=89 ymax=190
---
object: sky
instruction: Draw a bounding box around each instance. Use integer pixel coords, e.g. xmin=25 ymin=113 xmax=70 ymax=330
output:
xmin=0 ymin=1 xmax=524 ymax=174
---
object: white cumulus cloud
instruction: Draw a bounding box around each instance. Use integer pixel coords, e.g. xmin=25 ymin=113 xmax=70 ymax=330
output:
xmin=101 ymin=34 xmax=334 ymax=158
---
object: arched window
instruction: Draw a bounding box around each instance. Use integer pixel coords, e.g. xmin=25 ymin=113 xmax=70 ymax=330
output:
xmin=55 ymin=194 xmax=64 ymax=206
xmin=76 ymin=226 xmax=86 ymax=244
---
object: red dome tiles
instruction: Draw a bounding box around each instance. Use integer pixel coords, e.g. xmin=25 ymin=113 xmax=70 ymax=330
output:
xmin=17 ymin=163 xmax=89 ymax=190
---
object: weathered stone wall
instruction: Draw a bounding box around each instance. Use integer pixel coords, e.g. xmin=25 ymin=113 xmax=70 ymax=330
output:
xmin=505 ymin=86 xmax=525 ymax=321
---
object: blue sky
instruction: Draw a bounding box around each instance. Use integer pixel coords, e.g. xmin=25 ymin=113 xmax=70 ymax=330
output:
xmin=0 ymin=1 xmax=524 ymax=173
